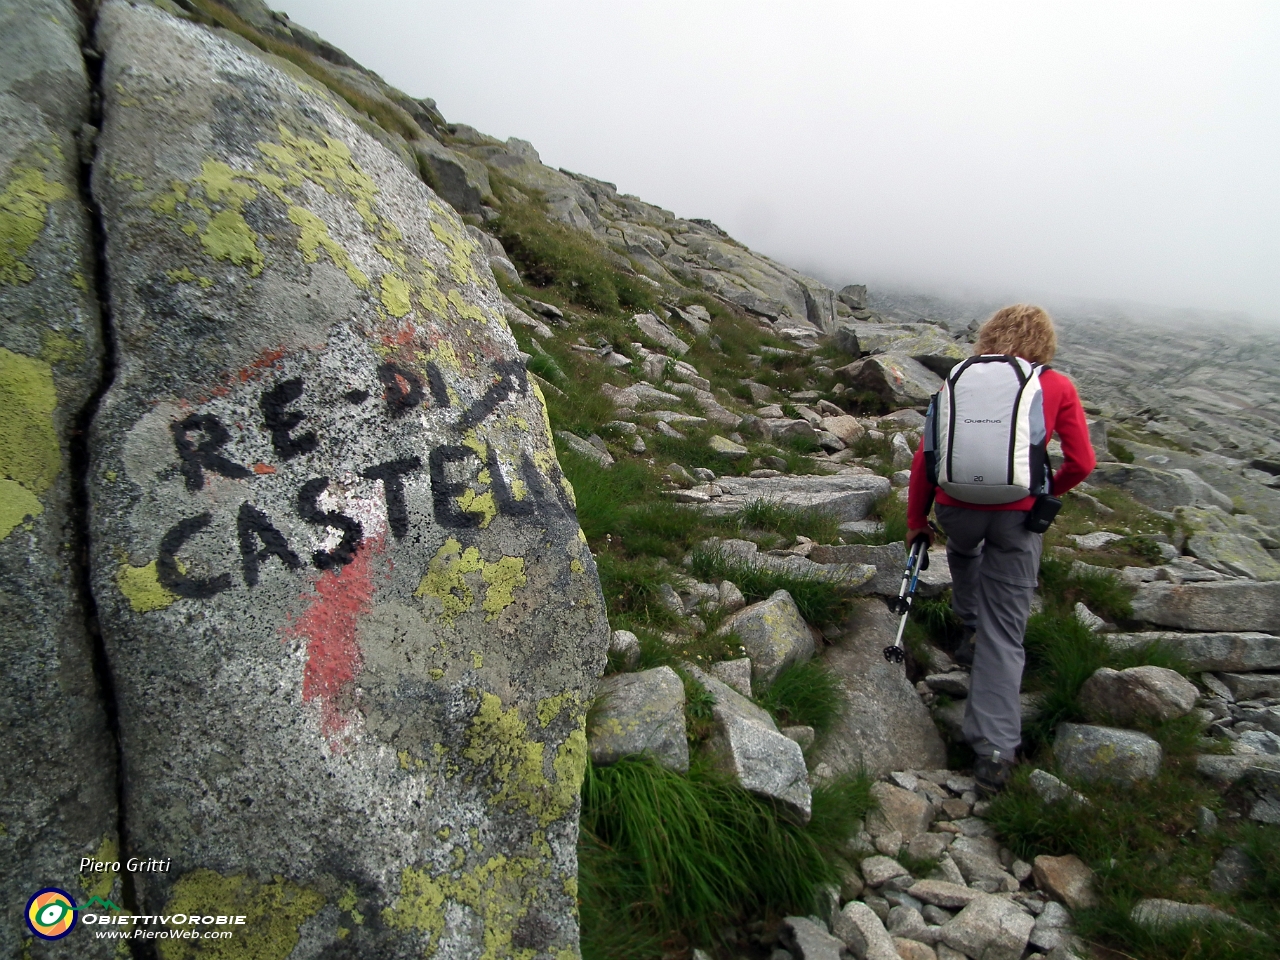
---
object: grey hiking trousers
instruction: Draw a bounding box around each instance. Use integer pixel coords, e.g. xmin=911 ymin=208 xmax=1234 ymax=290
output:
xmin=935 ymin=503 xmax=1043 ymax=760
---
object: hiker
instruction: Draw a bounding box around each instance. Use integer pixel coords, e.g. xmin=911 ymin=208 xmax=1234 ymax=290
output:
xmin=906 ymin=304 xmax=1096 ymax=795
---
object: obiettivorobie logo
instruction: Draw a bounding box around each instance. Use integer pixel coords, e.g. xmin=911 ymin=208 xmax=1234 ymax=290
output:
xmin=26 ymin=886 xmax=247 ymax=943
xmin=25 ymin=888 xmax=117 ymax=940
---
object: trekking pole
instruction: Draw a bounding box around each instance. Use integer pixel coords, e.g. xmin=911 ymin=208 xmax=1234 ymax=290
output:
xmin=883 ymin=536 xmax=930 ymax=664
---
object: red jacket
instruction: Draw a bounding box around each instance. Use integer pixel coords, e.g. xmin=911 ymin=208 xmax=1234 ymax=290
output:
xmin=907 ymin=367 xmax=1096 ymax=530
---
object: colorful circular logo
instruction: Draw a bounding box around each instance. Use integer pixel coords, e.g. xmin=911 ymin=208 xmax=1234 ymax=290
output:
xmin=26 ymin=888 xmax=78 ymax=940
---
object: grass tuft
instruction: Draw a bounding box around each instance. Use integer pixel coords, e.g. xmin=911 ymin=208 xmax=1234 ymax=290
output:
xmin=735 ymin=500 xmax=841 ymax=544
xmin=755 ymin=659 xmax=844 ymax=738
xmin=579 ymin=757 xmax=874 ymax=953
xmin=686 ymin=544 xmax=852 ymax=626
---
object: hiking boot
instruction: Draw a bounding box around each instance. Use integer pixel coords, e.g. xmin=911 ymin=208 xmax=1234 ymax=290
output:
xmin=974 ymin=754 xmax=1015 ymax=798
xmin=954 ymin=626 xmax=976 ymax=668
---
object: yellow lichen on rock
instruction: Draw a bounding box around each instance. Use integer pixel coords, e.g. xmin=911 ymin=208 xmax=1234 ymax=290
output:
xmin=480 ymin=556 xmax=526 ymax=619
xmin=463 ymin=692 xmax=586 ymax=826
xmin=116 ymin=559 xmax=178 ymax=613
xmin=201 ymin=208 xmax=264 ymax=276
xmin=416 ymin=540 xmax=527 ymax=623
xmin=0 ymin=161 xmax=69 ymax=285
xmin=379 ymin=271 xmax=412 ymax=317
xmin=385 ymin=853 xmax=546 ymax=960
xmin=287 ymin=206 xmax=369 ymax=289
xmin=0 ymin=348 xmax=60 ymax=539
xmin=158 ymin=869 xmax=323 ymax=960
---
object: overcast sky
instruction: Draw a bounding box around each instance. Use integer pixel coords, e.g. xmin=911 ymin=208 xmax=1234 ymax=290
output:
xmin=283 ymin=1 xmax=1280 ymax=321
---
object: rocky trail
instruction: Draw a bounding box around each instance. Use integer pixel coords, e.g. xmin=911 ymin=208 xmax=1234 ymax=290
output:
xmin=2 ymin=1 xmax=1278 ymax=959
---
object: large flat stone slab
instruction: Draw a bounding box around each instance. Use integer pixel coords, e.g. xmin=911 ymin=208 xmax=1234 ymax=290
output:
xmin=1106 ymin=631 xmax=1280 ymax=672
xmin=1131 ymin=581 xmax=1280 ymax=632
xmin=704 ymin=473 xmax=891 ymax=522
xmin=88 ymin=5 xmax=608 ymax=954
xmin=812 ymin=599 xmax=947 ymax=776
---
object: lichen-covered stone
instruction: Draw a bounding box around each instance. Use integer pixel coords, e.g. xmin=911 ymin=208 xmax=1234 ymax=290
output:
xmin=714 ymin=588 xmax=814 ymax=686
xmin=1053 ymin=723 xmax=1162 ymax=785
xmin=87 ymin=4 xmax=607 ymax=955
xmin=588 ymin=667 xmax=689 ymax=773
xmin=1106 ymin=630 xmax=1280 ymax=672
xmin=0 ymin=3 xmax=118 ymax=953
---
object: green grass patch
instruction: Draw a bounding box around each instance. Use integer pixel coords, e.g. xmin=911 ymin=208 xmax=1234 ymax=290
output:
xmin=686 ymin=544 xmax=852 ymax=626
xmin=734 ymin=500 xmax=841 ymax=545
xmin=755 ymin=660 xmax=844 ymax=738
xmin=843 ymin=494 xmax=909 ymax=545
xmin=580 ymin=757 xmax=873 ymax=954
xmin=1038 ymin=555 xmax=1134 ymax=622
xmin=492 ymin=195 xmax=655 ymax=315
xmin=986 ymin=767 xmax=1278 ymax=959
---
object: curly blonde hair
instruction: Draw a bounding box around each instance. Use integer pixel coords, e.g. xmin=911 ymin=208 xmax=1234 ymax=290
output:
xmin=974 ymin=304 xmax=1057 ymax=364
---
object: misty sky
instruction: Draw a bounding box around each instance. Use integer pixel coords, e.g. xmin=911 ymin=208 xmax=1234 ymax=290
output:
xmin=283 ymin=1 xmax=1280 ymax=320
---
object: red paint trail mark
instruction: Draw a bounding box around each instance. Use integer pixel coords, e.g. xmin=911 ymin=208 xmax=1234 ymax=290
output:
xmin=285 ymin=536 xmax=382 ymax=739
xmin=253 ymin=462 xmax=276 ymax=475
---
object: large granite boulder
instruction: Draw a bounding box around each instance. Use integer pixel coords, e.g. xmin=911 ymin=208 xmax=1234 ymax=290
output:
xmin=835 ymin=354 xmax=941 ymax=409
xmin=86 ymin=4 xmax=608 ymax=956
xmin=812 ymin=599 xmax=947 ymax=776
xmin=588 ymin=667 xmax=689 ymax=773
xmin=1078 ymin=665 xmax=1199 ymax=724
xmin=0 ymin=3 xmax=120 ymax=953
xmin=1131 ymin=581 xmax=1280 ymax=632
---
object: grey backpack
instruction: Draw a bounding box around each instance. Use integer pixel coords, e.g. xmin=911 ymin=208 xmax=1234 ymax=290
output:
xmin=924 ymin=355 xmax=1051 ymax=504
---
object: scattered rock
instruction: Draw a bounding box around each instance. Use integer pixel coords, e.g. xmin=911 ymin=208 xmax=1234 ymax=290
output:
xmin=836 ymin=354 xmax=942 ymax=409
xmin=1032 ymin=854 xmax=1098 ymax=910
xmin=709 ymin=657 xmax=754 ymax=697
xmin=1130 ymin=898 xmax=1254 ymax=932
xmin=557 ymin=430 xmax=614 ymax=467
xmin=608 ymin=629 xmax=641 ymax=668
xmin=892 ymin=937 xmax=938 ymax=960
xmin=633 ymin=312 xmax=690 ymax=355
xmin=939 ymin=894 xmax=1034 ymax=960
xmin=1073 ymin=601 xmax=1107 ymax=632
xmin=861 ymin=854 xmax=911 ymax=887
xmin=1053 ymin=723 xmax=1162 ymax=785
xmin=1028 ymin=769 xmax=1090 ymax=807
xmin=908 ymin=880 xmax=984 ymax=910
xmin=781 ymin=725 xmax=817 ymax=751
xmin=781 ymin=916 xmax=845 ymax=960
xmin=1078 ymin=665 xmax=1199 ymax=724
xmin=709 ymin=434 xmax=750 ymax=458
xmin=1209 ymin=846 xmax=1254 ymax=893
xmin=1216 ymin=672 xmax=1280 ymax=700
xmin=1068 ymin=531 xmax=1127 ymax=549
xmin=833 ymin=900 xmax=900 ymax=960
xmin=705 ymin=473 xmax=892 ymax=522
xmin=696 ymin=669 xmax=812 ymax=822
xmin=1090 ymin=462 xmax=1199 ymax=511
xmin=719 ymin=579 xmax=747 ymax=613
xmin=589 ymin=667 xmax=689 ymax=772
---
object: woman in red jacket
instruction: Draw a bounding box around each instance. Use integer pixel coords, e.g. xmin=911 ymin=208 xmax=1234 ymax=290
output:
xmin=906 ymin=304 xmax=1096 ymax=796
